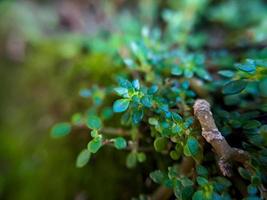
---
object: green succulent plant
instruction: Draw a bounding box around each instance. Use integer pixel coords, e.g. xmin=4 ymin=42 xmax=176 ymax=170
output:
xmin=50 ymin=0 xmax=267 ymax=199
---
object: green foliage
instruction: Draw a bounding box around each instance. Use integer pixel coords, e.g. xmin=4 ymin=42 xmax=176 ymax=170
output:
xmin=76 ymin=149 xmax=91 ymax=168
xmin=50 ymin=123 xmax=71 ymax=138
xmin=113 ymin=137 xmax=127 ymax=149
xmin=47 ymin=0 xmax=267 ymax=199
xmin=87 ymin=136 xmax=102 ymax=153
xmin=113 ymin=99 xmax=130 ymax=113
xmin=87 ymin=115 xmax=102 ymax=130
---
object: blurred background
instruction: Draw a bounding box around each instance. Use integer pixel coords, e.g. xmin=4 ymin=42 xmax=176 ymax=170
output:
xmin=0 ymin=0 xmax=266 ymax=200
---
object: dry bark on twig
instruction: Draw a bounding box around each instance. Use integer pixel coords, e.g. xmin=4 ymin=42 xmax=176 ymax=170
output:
xmin=193 ymin=99 xmax=250 ymax=177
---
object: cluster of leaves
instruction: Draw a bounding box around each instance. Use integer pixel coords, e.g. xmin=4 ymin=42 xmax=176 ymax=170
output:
xmin=50 ymin=0 xmax=267 ymax=199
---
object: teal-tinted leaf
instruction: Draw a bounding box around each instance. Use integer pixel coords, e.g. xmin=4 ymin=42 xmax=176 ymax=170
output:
xmin=154 ymin=137 xmax=168 ymax=152
xmin=181 ymin=186 xmax=194 ymax=200
xmin=185 ymin=136 xmax=199 ymax=156
xmin=213 ymin=177 xmax=232 ymax=191
xmin=87 ymin=137 xmax=102 ymax=153
xmin=172 ymin=112 xmax=182 ymax=122
xmin=149 ymin=170 xmax=165 ymax=184
xmin=255 ymin=59 xmax=267 ymax=67
xmin=235 ymin=60 xmax=256 ymax=73
xmin=79 ymin=89 xmax=91 ymax=98
xmin=86 ymin=115 xmax=102 ymax=129
xmin=223 ymin=80 xmax=247 ymax=95
xmin=101 ymin=107 xmax=113 ymax=120
xmin=123 ymin=58 xmax=135 ymax=68
xmin=172 ymin=124 xmax=181 ymax=135
xmin=114 ymin=137 xmax=127 ymax=149
xmin=192 ymin=190 xmax=204 ymax=200
xmin=51 ymin=123 xmax=71 ymax=138
xmin=197 ymin=176 xmax=209 ymax=187
xmin=181 ymin=177 xmax=194 ymax=187
xmin=114 ymin=87 xmax=128 ymax=96
xmin=184 ymin=68 xmax=194 ymax=78
xmin=132 ymin=109 xmax=144 ymax=124
xmin=132 ymin=79 xmax=140 ymax=90
xmin=76 ymin=149 xmax=91 ymax=168
xmin=218 ymin=70 xmax=235 ymax=78
xmin=196 ymin=165 xmax=208 ymax=177
xmin=113 ymin=99 xmax=130 ymax=113
xmin=141 ymin=95 xmax=153 ymax=108
xmin=117 ymin=77 xmax=132 ymax=89
xmin=171 ymin=67 xmax=183 ymax=75
xmin=126 ymin=152 xmax=137 ymax=168
xmin=148 ymin=85 xmax=158 ymax=94
xmin=248 ymin=185 xmax=258 ymax=195
xmin=181 ymin=81 xmax=190 ymax=89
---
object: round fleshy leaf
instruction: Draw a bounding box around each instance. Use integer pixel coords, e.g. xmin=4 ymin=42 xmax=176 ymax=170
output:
xmin=51 ymin=123 xmax=71 ymax=138
xmin=114 ymin=137 xmax=127 ymax=149
xmin=87 ymin=115 xmax=102 ymax=129
xmin=113 ymin=99 xmax=130 ymax=113
xmin=87 ymin=137 xmax=102 ymax=153
xmin=223 ymin=80 xmax=247 ymax=95
xmin=76 ymin=149 xmax=91 ymax=168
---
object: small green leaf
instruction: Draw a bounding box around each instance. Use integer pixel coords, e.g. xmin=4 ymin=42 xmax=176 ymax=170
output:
xmin=184 ymin=136 xmax=199 ymax=157
xmin=126 ymin=152 xmax=137 ymax=168
xmin=87 ymin=137 xmax=102 ymax=153
xmin=154 ymin=137 xmax=168 ymax=152
xmin=79 ymin=89 xmax=91 ymax=98
xmin=192 ymin=190 xmax=206 ymax=200
xmin=132 ymin=79 xmax=140 ymax=90
xmin=223 ymin=80 xmax=247 ymax=95
xmin=101 ymin=107 xmax=113 ymax=120
xmin=148 ymin=85 xmax=158 ymax=94
xmin=71 ymin=113 xmax=83 ymax=125
xmin=171 ymin=67 xmax=183 ymax=75
xmin=76 ymin=149 xmax=91 ymax=168
xmin=137 ymin=152 xmax=146 ymax=162
xmin=172 ymin=112 xmax=182 ymax=122
xmin=238 ymin=167 xmax=251 ymax=180
xmin=132 ymin=109 xmax=144 ymax=124
xmin=235 ymin=60 xmax=256 ymax=72
xmin=150 ymin=170 xmax=165 ymax=184
xmin=141 ymin=95 xmax=153 ymax=108
xmin=90 ymin=129 xmax=98 ymax=137
xmin=197 ymin=176 xmax=209 ymax=187
xmin=170 ymin=150 xmax=181 ymax=160
xmin=113 ymin=99 xmax=130 ymax=113
xmin=243 ymin=120 xmax=261 ymax=129
xmin=196 ymin=165 xmax=208 ymax=177
xmin=114 ymin=87 xmax=128 ymax=96
xmin=87 ymin=115 xmax=102 ymax=129
xmin=218 ymin=70 xmax=235 ymax=78
xmin=51 ymin=123 xmax=71 ymax=138
xmin=172 ymin=124 xmax=182 ymax=135
xmin=114 ymin=137 xmax=127 ymax=149
xmin=148 ymin=117 xmax=158 ymax=126
xmin=248 ymin=185 xmax=258 ymax=195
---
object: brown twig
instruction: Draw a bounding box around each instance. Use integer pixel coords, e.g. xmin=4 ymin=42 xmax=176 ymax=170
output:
xmin=193 ymin=99 xmax=250 ymax=177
